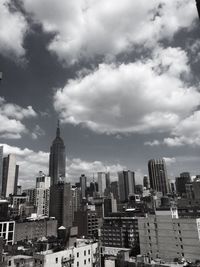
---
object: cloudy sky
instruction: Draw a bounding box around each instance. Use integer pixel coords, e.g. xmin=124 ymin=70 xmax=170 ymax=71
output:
xmin=0 ymin=0 xmax=200 ymax=188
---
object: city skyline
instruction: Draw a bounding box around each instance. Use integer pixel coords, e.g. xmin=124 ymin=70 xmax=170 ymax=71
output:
xmin=1 ymin=1 xmax=200 ymax=188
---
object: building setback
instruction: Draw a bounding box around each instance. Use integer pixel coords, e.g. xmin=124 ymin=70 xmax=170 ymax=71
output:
xmin=138 ymin=208 xmax=200 ymax=262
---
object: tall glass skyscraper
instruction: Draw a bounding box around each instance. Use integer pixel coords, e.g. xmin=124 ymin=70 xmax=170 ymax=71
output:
xmin=49 ymin=121 xmax=66 ymax=185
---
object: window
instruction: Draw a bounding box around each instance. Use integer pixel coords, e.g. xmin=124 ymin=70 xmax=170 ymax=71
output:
xmin=77 ymin=262 xmax=79 ymax=267
xmin=88 ymin=258 xmax=91 ymax=263
xmin=84 ymin=250 xmax=86 ymax=256
xmin=77 ymin=252 xmax=79 ymax=258
xmin=84 ymin=259 xmax=86 ymax=265
xmin=9 ymin=223 xmax=14 ymax=231
xmin=8 ymin=260 xmax=11 ymax=266
xmin=55 ymin=257 xmax=58 ymax=263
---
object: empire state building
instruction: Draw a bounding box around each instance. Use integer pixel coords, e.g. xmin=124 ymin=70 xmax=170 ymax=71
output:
xmin=49 ymin=121 xmax=66 ymax=185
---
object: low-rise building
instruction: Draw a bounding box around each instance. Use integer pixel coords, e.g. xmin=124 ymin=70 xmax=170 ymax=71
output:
xmin=34 ymin=239 xmax=99 ymax=267
xmin=0 ymin=221 xmax=15 ymax=245
xmin=14 ymin=217 xmax=57 ymax=242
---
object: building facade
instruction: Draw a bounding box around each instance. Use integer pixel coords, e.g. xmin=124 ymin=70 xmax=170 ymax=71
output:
xmin=118 ymin=171 xmax=135 ymax=202
xmin=35 ymin=172 xmax=51 ymax=216
xmin=49 ymin=183 xmax=73 ymax=230
xmin=138 ymin=209 xmax=200 ymax=262
xmin=49 ymin=121 xmax=66 ymax=185
xmin=148 ymin=159 xmax=169 ymax=196
xmin=2 ymin=154 xmax=19 ymax=198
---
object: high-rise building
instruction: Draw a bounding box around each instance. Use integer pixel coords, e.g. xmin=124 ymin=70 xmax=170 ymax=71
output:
xmin=80 ymin=174 xmax=87 ymax=199
xmin=175 ymin=172 xmax=191 ymax=197
xmin=118 ymin=171 xmax=135 ymax=202
xmin=0 ymin=146 xmax=3 ymax=196
xmin=49 ymin=121 xmax=66 ymax=185
xmin=2 ymin=154 xmax=19 ymax=198
xmin=148 ymin=159 xmax=169 ymax=195
xmin=49 ymin=183 xmax=73 ymax=230
xmin=35 ymin=171 xmax=51 ymax=216
xmin=98 ymin=172 xmax=109 ymax=197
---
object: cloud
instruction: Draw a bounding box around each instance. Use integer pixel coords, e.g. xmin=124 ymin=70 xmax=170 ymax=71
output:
xmin=0 ymin=0 xmax=28 ymax=59
xmin=54 ymin=47 xmax=200 ymax=136
xmin=163 ymin=157 xmax=176 ymax=165
xmin=31 ymin=125 xmax=45 ymax=140
xmin=0 ymin=97 xmax=37 ymax=139
xmin=1 ymin=144 xmax=126 ymax=188
xmin=22 ymin=0 xmax=196 ymax=64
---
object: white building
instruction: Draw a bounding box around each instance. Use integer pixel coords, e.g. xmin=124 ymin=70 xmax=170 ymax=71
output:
xmin=138 ymin=208 xmax=200 ymax=262
xmin=2 ymin=154 xmax=18 ymax=197
xmin=0 ymin=221 xmax=15 ymax=245
xmin=35 ymin=172 xmax=51 ymax=216
xmin=34 ymin=239 xmax=99 ymax=267
xmin=98 ymin=172 xmax=108 ymax=197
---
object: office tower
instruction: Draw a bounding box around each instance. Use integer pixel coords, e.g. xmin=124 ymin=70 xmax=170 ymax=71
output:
xmin=0 ymin=146 xmax=3 ymax=196
xmin=118 ymin=170 xmax=135 ymax=202
xmin=148 ymin=159 xmax=169 ymax=195
xmin=71 ymin=187 xmax=81 ymax=221
xmin=49 ymin=183 xmax=73 ymax=230
xmin=98 ymin=172 xmax=109 ymax=197
xmin=2 ymin=154 xmax=19 ymax=198
xmin=80 ymin=174 xmax=87 ymax=199
xmin=110 ymin=181 xmax=119 ymax=201
xmin=175 ymin=172 xmax=191 ymax=197
xmin=35 ymin=171 xmax=51 ymax=216
xmin=49 ymin=121 xmax=66 ymax=185
xmin=143 ymin=175 xmax=149 ymax=189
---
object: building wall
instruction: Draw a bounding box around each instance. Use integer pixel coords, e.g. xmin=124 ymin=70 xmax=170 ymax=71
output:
xmin=34 ymin=241 xmax=99 ymax=267
xmin=138 ymin=211 xmax=200 ymax=262
xmin=14 ymin=219 xmax=57 ymax=242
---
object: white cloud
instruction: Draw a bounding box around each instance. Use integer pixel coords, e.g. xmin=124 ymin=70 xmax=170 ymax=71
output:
xmin=22 ymin=0 xmax=196 ymax=64
xmin=0 ymin=0 xmax=28 ymax=59
xmin=0 ymin=97 xmax=37 ymax=139
xmin=163 ymin=157 xmax=176 ymax=165
xmin=1 ymin=144 xmax=126 ymax=188
xmin=31 ymin=125 xmax=45 ymax=140
xmin=54 ymin=47 xmax=200 ymax=136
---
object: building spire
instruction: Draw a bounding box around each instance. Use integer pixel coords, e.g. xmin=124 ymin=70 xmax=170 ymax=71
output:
xmin=56 ymin=119 xmax=60 ymax=137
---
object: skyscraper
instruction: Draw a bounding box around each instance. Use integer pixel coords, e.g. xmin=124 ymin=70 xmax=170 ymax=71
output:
xmin=118 ymin=170 xmax=135 ymax=202
xmin=80 ymin=174 xmax=87 ymax=199
xmin=0 ymin=146 xmax=3 ymax=196
xmin=2 ymin=154 xmax=19 ymax=198
xmin=49 ymin=183 xmax=73 ymax=230
xmin=148 ymin=159 xmax=169 ymax=195
xmin=196 ymin=0 xmax=200 ymax=19
xmin=49 ymin=121 xmax=66 ymax=185
xmin=97 ymin=172 xmax=107 ymax=197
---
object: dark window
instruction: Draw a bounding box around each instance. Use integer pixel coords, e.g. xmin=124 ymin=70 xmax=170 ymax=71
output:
xmin=56 ymin=257 xmax=58 ymax=263
xmin=84 ymin=250 xmax=86 ymax=256
xmin=8 ymin=261 xmax=11 ymax=266
xmin=84 ymin=259 xmax=86 ymax=265
xmin=77 ymin=252 xmax=79 ymax=258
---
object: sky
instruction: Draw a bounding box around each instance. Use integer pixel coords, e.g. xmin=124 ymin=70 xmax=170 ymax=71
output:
xmin=0 ymin=0 xmax=200 ymax=188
